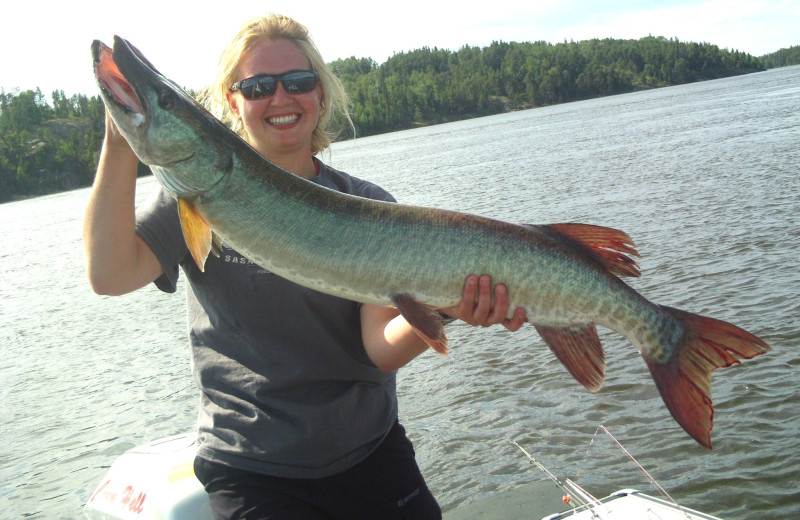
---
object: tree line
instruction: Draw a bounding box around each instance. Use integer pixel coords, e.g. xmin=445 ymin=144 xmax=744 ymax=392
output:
xmin=0 ymin=36 xmax=774 ymax=202
xmin=759 ymin=45 xmax=800 ymax=69
xmin=330 ymin=36 xmax=764 ymax=136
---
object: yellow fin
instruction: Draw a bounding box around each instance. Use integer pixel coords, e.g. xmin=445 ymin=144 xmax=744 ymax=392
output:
xmin=178 ymin=198 xmax=212 ymax=272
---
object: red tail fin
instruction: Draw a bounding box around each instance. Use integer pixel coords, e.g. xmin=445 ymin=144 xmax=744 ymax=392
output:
xmin=645 ymin=307 xmax=770 ymax=449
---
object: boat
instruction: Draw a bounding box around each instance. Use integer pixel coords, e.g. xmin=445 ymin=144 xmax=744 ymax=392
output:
xmin=84 ymin=434 xmax=212 ymax=520
xmin=84 ymin=430 xmax=724 ymax=520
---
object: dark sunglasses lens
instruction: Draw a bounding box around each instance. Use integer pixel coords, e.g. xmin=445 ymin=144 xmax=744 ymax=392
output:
xmin=236 ymin=72 xmax=317 ymax=99
xmin=282 ymin=72 xmax=317 ymax=93
xmin=241 ymin=77 xmax=277 ymax=99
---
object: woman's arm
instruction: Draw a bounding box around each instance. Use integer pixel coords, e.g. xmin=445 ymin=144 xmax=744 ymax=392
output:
xmin=83 ymin=113 xmax=164 ymax=296
xmin=361 ymin=275 xmax=527 ymax=372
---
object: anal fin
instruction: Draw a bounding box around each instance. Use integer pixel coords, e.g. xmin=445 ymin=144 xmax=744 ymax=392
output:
xmin=392 ymin=294 xmax=449 ymax=355
xmin=535 ymin=323 xmax=605 ymax=392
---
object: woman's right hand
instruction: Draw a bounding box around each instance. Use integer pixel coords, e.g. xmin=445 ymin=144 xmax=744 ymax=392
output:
xmin=102 ymin=111 xmax=137 ymax=160
xmin=83 ymin=110 xmax=163 ymax=295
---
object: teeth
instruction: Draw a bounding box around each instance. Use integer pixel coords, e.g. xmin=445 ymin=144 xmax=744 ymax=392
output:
xmin=268 ymin=114 xmax=299 ymax=125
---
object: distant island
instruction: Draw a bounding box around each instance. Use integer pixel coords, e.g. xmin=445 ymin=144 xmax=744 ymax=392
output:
xmin=2 ymin=36 xmax=796 ymax=203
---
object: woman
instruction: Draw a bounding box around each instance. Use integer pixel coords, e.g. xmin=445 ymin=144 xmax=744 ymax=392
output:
xmin=84 ymin=13 xmax=526 ymax=520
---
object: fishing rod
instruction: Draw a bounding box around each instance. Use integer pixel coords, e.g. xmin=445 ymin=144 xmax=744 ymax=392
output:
xmin=589 ymin=425 xmax=674 ymax=502
xmin=513 ymin=425 xmax=697 ymax=520
xmin=587 ymin=425 xmax=694 ymax=519
xmin=511 ymin=439 xmax=608 ymax=519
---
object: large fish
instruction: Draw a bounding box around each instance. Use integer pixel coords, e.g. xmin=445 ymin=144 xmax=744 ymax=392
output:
xmin=92 ymin=36 xmax=769 ymax=449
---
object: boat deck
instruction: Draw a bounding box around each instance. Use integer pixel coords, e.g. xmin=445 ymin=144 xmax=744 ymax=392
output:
xmin=444 ymin=481 xmax=571 ymax=519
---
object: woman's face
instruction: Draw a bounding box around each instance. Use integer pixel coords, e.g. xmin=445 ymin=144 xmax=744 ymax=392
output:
xmin=227 ymin=38 xmax=321 ymax=162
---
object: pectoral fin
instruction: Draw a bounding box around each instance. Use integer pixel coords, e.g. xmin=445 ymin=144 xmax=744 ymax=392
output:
xmin=178 ymin=198 xmax=216 ymax=271
xmin=392 ymin=293 xmax=449 ymax=355
xmin=535 ymin=323 xmax=605 ymax=392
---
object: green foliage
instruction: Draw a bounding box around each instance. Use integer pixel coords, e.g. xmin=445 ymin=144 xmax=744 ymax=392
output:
xmin=0 ymin=89 xmax=106 ymax=202
xmin=760 ymin=45 xmax=800 ymax=68
xmin=334 ymin=36 xmax=765 ymax=137
xmin=1 ymin=36 xmax=767 ymax=202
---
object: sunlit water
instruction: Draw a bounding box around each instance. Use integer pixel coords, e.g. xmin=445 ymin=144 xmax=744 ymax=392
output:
xmin=1 ymin=66 xmax=798 ymax=519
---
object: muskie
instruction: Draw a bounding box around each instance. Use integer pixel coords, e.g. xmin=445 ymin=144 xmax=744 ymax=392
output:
xmin=92 ymin=36 xmax=769 ymax=449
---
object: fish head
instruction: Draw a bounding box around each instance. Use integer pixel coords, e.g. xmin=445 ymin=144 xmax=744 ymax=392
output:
xmin=92 ymin=37 xmax=233 ymax=200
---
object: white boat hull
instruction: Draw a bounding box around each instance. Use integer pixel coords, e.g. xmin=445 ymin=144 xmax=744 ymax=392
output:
xmin=84 ymin=434 xmax=724 ymax=520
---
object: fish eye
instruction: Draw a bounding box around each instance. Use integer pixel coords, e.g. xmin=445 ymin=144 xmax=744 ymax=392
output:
xmin=158 ymin=90 xmax=175 ymax=110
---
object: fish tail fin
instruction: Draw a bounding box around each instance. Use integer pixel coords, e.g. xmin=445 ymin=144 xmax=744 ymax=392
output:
xmin=537 ymin=223 xmax=641 ymax=278
xmin=645 ymin=306 xmax=770 ymax=449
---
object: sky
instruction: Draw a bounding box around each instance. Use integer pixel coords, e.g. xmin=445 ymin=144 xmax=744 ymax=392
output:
xmin=1 ymin=0 xmax=798 ymax=99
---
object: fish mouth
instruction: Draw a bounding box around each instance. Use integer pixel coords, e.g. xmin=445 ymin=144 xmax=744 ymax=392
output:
xmin=91 ymin=36 xmax=232 ymax=198
xmin=92 ymin=40 xmax=146 ymax=124
xmin=92 ymin=38 xmax=197 ymax=169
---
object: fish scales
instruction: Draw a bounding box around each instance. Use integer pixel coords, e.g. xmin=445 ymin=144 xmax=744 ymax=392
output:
xmin=210 ymin=167 xmax=614 ymax=321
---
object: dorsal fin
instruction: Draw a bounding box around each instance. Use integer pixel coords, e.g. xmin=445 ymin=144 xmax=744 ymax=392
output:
xmin=527 ymin=223 xmax=641 ymax=278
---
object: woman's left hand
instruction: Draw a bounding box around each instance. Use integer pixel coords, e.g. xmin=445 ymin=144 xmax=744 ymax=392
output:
xmin=439 ymin=275 xmax=527 ymax=332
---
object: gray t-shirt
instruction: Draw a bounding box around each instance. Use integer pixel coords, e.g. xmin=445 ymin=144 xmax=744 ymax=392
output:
xmin=135 ymin=160 xmax=399 ymax=478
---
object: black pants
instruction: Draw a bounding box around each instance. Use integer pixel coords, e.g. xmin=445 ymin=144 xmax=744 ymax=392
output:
xmin=194 ymin=421 xmax=441 ymax=520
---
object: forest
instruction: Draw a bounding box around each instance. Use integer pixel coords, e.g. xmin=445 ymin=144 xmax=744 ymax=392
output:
xmin=759 ymin=45 xmax=800 ymax=69
xmin=329 ymin=36 xmax=765 ymax=136
xmin=0 ymin=35 xmax=782 ymax=202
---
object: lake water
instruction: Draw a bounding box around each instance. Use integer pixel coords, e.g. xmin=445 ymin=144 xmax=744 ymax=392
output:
xmin=1 ymin=65 xmax=798 ymax=519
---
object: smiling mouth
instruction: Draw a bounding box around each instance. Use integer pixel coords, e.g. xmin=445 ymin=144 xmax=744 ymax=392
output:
xmin=268 ymin=114 xmax=300 ymax=126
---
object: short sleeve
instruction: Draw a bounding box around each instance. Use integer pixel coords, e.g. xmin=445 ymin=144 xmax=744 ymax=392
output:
xmin=135 ymin=187 xmax=188 ymax=293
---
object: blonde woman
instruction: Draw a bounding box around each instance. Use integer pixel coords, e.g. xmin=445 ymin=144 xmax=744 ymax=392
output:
xmin=84 ymin=14 xmax=525 ymax=520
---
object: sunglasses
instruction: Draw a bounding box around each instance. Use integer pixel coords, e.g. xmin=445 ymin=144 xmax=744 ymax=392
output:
xmin=229 ymin=70 xmax=318 ymax=99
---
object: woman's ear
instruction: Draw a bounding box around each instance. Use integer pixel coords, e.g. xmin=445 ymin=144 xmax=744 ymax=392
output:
xmin=226 ymin=91 xmax=240 ymax=118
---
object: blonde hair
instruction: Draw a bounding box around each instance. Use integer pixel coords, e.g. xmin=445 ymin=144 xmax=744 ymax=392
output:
xmin=201 ymin=14 xmax=353 ymax=155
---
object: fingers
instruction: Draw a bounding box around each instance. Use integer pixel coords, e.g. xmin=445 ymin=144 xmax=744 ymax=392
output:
xmin=456 ymin=274 xmax=527 ymax=329
xmin=473 ymin=275 xmax=493 ymax=324
xmin=490 ymin=282 xmax=511 ymax=324
xmin=451 ymin=275 xmax=479 ymax=325
xmin=437 ymin=275 xmax=527 ymax=331
xmin=502 ymin=307 xmax=528 ymax=332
